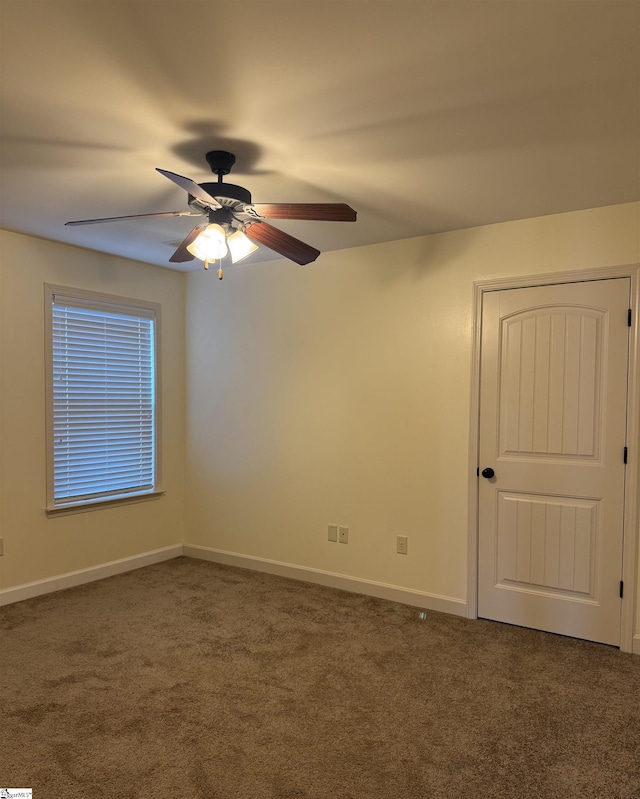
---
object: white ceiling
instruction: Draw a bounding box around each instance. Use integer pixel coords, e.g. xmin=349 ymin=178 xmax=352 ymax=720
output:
xmin=1 ymin=0 xmax=638 ymax=270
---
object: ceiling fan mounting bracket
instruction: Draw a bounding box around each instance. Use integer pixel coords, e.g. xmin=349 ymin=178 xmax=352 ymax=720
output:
xmin=205 ymin=150 xmax=236 ymax=176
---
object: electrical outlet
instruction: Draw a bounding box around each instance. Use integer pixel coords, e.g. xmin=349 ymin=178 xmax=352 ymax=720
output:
xmin=338 ymin=526 xmax=349 ymax=544
xmin=396 ymin=535 xmax=408 ymax=555
xmin=328 ymin=524 xmax=338 ymax=543
xmin=0 ymin=537 xmax=4 ymax=556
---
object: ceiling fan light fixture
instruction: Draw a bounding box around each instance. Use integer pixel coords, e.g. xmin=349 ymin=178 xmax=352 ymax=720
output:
xmin=227 ymin=229 xmax=259 ymax=263
xmin=186 ymin=223 xmax=228 ymax=261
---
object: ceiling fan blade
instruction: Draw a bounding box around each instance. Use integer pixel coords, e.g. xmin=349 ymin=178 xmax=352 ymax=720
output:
xmin=244 ymin=221 xmax=320 ymax=266
xmin=156 ymin=168 xmax=222 ymax=209
xmin=65 ymin=210 xmax=203 ymax=226
xmin=169 ymin=223 xmax=207 ymax=263
xmin=249 ymin=203 xmax=357 ymax=222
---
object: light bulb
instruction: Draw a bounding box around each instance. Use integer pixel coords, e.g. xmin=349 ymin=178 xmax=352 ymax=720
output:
xmin=227 ymin=229 xmax=258 ymax=263
xmin=186 ymin=224 xmax=228 ymax=261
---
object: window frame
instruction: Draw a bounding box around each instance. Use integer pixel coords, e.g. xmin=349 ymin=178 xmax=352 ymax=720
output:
xmin=44 ymin=284 xmax=163 ymax=514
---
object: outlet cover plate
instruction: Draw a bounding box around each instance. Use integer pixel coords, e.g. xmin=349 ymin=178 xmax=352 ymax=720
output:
xmin=396 ymin=535 xmax=408 ymax=555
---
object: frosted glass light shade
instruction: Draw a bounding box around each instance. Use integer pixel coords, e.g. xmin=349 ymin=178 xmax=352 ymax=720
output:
xmin=227 ymin=229 xmax=259 ymax=263
xmin=187 ymin=224 xmax=228 ymax=260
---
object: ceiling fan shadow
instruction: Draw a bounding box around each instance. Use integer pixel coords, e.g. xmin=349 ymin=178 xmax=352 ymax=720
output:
xmin=171 ymin=126 xmax=271 ymax=176
xmin=0 ymin=135 xmax=131 ymax=169
xmin=302 ymin=76 xmax=637 ymax=164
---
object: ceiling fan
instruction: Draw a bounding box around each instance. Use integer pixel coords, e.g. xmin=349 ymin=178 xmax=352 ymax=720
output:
xmin=66 ymin=150 xmax=357 ymax=276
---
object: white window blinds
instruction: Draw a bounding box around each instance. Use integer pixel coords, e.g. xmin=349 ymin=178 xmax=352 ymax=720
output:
xmin=50 ymin=293 xmax=157 ymax=506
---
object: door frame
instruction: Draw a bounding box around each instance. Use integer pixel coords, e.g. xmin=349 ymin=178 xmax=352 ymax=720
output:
xmin=467 ymin=264 xmax=640 ymax=653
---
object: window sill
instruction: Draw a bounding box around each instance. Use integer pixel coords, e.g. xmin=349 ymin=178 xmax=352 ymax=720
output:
xmin=46 ymin=490 xmax=166 ymax=518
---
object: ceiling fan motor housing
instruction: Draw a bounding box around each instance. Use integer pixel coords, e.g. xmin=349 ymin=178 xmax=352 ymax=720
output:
xmin=187 ymin=151 xmax=253 ymax=211
xmin=188 ymin=181 xmax=252 ymax=212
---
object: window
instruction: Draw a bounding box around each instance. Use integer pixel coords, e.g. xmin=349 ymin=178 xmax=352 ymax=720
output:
xmin=45 ymin=286 xmax=161 ymax=511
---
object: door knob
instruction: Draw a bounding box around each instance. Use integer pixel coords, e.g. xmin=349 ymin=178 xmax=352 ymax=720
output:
xmin=481 ymin=467 xmax=495 ymax=479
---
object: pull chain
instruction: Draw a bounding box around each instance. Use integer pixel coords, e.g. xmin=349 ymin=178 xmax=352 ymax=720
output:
xmin=202 ymin=259 xmax=223 ymax=278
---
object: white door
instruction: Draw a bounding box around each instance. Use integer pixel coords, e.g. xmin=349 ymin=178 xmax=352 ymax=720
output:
xmin=478 ymin=278 xmax=630 ymax=646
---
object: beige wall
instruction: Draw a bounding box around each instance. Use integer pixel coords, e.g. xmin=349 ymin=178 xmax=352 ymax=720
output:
xmin=0 ymin=231 xmax=186 ymax=589
xmin=184 ymin=203 xmax=640 ymax=615
xmin=2 ymin=202 xmax=640 ymax=640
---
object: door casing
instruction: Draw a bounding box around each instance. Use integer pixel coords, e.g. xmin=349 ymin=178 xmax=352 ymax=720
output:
xmin=468 ymin=264 xmax=640 ymax=653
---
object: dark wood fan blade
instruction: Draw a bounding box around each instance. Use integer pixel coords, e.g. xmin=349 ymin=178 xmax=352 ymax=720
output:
xmin=169 ymin=223 xmax=207 ymax=263
xmin=65 ymin=211 xmax=203 ymax=226
xmin=250 ymin=203 xmax=357 ymax=222
xmin=156 ymin=168 xmax=222 ymax=209
xmin=244 ymin=221 xmax=320 ymax=266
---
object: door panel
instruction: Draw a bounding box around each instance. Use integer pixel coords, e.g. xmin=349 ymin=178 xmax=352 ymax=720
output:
xmin=478 ymin=279 xmax=629 ymax=646
xmin=499 ymin=309 xmax=603 ymax=459
xmin=497 ymin=493 xmax=597 ymax=596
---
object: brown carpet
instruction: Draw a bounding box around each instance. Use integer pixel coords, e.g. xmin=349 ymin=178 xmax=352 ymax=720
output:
xmin=1 ymin=556 xmax=639 ymax=798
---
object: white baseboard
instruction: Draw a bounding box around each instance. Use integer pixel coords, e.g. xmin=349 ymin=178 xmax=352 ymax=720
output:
xmin=3 ymin=542 xmax=635 ymax=647
xmin=0 ymin=544 xmax=184 ymax=607
xmin=183 ymin=544 xmax=468 ymax=617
